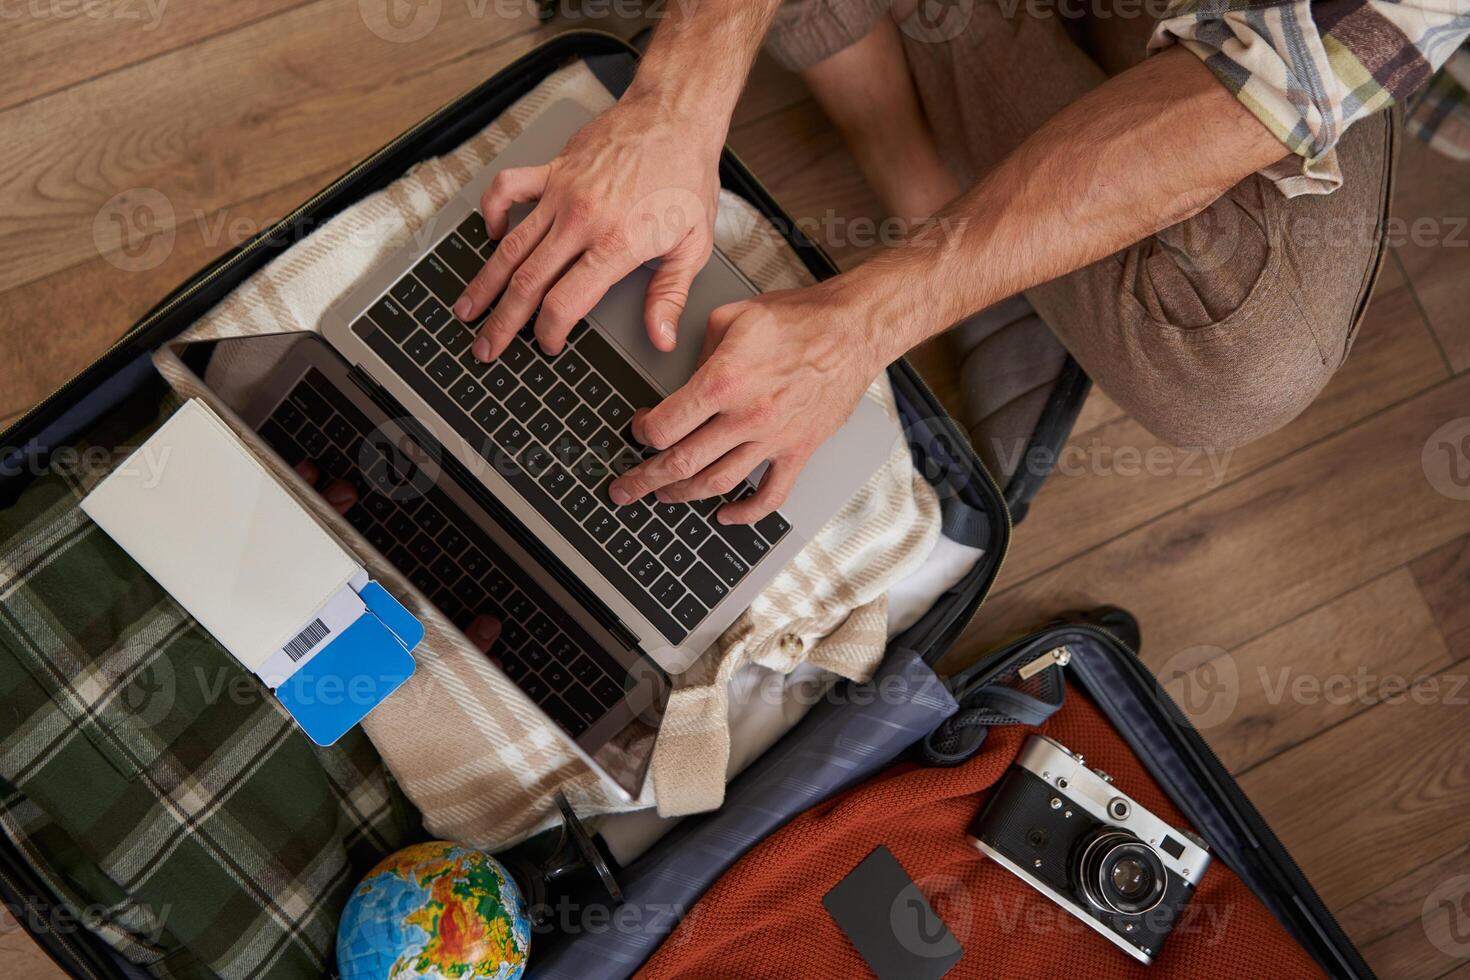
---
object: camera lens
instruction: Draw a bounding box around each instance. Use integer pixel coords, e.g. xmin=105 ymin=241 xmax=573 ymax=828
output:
xmin=1076 ymin=831 xmax=1167 ymax=915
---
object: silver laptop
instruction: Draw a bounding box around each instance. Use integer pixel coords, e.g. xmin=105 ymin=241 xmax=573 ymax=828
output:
xmin=249 ymin=99 xmax=897 ymax=797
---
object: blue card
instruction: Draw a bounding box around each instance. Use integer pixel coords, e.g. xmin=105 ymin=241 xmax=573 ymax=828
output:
xmin=274 ymin=580 xmax=419 ymax=746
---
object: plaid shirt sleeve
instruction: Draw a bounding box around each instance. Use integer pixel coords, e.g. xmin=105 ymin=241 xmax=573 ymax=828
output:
xmin=1150 ymin=0 xmax=1470 ymax=195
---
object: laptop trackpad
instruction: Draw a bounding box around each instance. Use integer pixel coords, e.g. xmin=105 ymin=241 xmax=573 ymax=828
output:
xmin=589 ymin=258 xmax=748 ymax=396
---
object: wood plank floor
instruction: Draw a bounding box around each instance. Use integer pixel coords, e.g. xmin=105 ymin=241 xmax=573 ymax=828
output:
xmin=4 ymin=4 xmax=1468 ymax=977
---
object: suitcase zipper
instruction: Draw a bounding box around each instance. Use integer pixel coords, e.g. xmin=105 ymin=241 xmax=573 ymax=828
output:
xmin=1017 ymin=644 xmax=1070 ymax=680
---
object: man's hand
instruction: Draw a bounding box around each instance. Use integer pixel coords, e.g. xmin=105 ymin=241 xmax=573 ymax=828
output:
xmin=608 ymin=280 xmax=886 ymax=525
xmin=450 ymin=0 xmax=787 ymax=363
xmin=453 ymin=94 xmax=724 ymax=361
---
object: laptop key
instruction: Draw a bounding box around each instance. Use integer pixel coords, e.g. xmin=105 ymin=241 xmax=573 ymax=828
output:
xmin=542 ymin=662 xmax=572 ymax=691
xmin=551 ymin=350 xmax=591 ymax=385
xmin=675 ymin=513 xmax=712 ymax=549
xmin=322 ymin=412 xmax=355 ymax=447
xmin=427 ymin=353 xmax=460 ymax=389
xmin=362 ymin=491 xmax=394 ymax=522
xmin=637 ymin=519 xmax=673 ymax=555
xmin=437 ymin=232 xmax=485 ymax=283
xmin=519 ymin=638 xmax=550 ymax=670
xmin=506 ymin=386 xmax=540 ymax=421
xmin=368 ymin=295 xmax=418 ymax=342
xmin=616 ymin=501 xmax=652 ymax=532
xmin=504 ymin=590 xmax=536 ymax=621
xmin=650 ymin=500 xmax=687 ymax=526
xmin=672 ymin=593 xmax=708 ymax=631
xmin=592 ymin=676 xmax=623 ymax=706
xmin=520 ymin=358 xmax=556 ymax=391
xmin=413 ymin=297 xmax=451 ymax=334
xmin=714 ymin=521 xmax=772 ymax=565
xmin=390 ymin=276 xmax=428 ymax=312
xmin=459 ymin=548 xmax=489 ymax=579
xmin=608 ymin=530 xmax=639 ymax=565
xmin=438 ymin=524 xmax=466 ymax=554
xmin=541 ymin=694 xmax=586 ymax=736
xmin=298 ymin=422 xmax=329 ymax=458
xmin=547 ymin=633 xmax=579 ymax=662
xmin=628 ymin=551 xmax=661 ymax=587
xmin=696 ymin=539 xmax=748 ymax=589
xmin=449 ymin=376 xmax=486 ymax=411
xmin=528 ymin=408 xmax=563 ymax=445
xmin=485 ymin=362 xmax=517 ymax=398
xmin=500 ymin=336 xmax=536 ymax=374
xmin=538 ymin=463 xmax=574 ymax=499
xmin=755 ymin=511 xmax=792 ymax=544
xmin=439 ymin=320 xmax=473 ymax=356
xmin=564 ymin=685 xmax=605 ymax=726
xmin=409 ymin=533 xmax=438 ymax=565
xmin=471 ymin=396 xmax=506 ymax=434
xmin=520 ymin=443 xmax=554 ymax=479
xmin=572 ymin=372 xmax=610 ymax=409
xmin=564 ymin=486 xmax=595 ymax=521
xmin=684 ymin=561 xmax=730 ymax=608
xmin=404 ymin=329 xmax=439 ymax=366
xmin=650 ymin=572 xmax=686 ymax=611
xmin=527 ymin=611 xmax=556 ymax=645
xmin=598 ymin=393 xmax=634 ymax=430
xmin=271 ymin=399 xmax=306 ymax=433
xmin=586 ymin=425 xmax=622 ymax=462
xmin=545 ymin=382 xmax=578 ymax=417
xmin=569 ymin=654 xmax=602 ymax=686
xmin=494 ymin=420 xmax=531 ymax=454
xmin=550 ymin=434 xmax=585 ymax=470
xmin=414 ymin=502 xmax=447 ymax=536
xmin=456 ymin=213 xmax=493 ymax=253
xmin=662 ymin=540 xmax=695 ymax=576
xmin=567 ymin=405 xmax=601 ymax=441
xmin=430 ymin=554 xmax=461 ymax=585
xmin=414 ymin=253 xmax=466 ymax=307
xmin=583 ymin=507 xmax=617 ymax=544
xmin=520 ymin=673 xmax=550 ymax=703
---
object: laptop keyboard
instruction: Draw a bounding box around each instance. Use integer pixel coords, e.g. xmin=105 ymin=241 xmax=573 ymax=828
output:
xmin=259 ymin=367 xmax=639 ymax=740
xmin=346 ymin=211 xmax=792 ymax=646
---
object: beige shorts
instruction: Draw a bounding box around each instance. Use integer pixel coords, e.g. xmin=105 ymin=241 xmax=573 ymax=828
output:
xmin=766 ymin=0 xmax=1395 ymax=449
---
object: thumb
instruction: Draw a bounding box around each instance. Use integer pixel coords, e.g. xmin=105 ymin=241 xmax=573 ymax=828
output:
xmin=643 ymin=231 xmax=710 ymax=352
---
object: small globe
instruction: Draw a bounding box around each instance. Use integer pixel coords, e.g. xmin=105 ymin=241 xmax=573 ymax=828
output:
xmin=337 ymin=841 xmax=531 ymax=979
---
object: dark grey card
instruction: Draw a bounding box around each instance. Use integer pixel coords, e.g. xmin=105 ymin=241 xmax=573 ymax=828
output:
xmin=822 ymin=845 xmax=964 ymax=980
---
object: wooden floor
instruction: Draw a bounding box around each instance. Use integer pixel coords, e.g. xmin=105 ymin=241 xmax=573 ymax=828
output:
xmin=4 ymin=4 xmax=1468 ymax=977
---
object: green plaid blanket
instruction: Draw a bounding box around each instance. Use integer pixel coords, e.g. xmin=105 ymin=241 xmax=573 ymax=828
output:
xmin=0 ymin=387 xmax=421 ymax=978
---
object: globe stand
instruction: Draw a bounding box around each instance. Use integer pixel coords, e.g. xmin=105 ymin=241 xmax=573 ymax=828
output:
xmin=500 ymin=792 xmax=624 ymax=928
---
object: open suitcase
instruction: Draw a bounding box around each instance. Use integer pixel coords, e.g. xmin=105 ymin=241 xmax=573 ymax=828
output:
xmin=0 ymin=31 xmax=1367 ymax=980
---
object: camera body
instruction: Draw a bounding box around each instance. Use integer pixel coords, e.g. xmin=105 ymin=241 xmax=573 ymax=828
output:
xmin=971 ymin=735 xmax=1210 ymax=965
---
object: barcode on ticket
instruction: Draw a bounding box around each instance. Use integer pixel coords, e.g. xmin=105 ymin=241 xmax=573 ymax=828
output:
xmin=283 ymin=618 xmax=330 ymax=662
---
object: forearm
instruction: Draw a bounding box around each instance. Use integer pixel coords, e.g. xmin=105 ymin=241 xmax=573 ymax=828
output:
xmin=622 ymin=0 xmax=785 ymax=146
xmin=843 ymin=47 xmax=1288 ymax=365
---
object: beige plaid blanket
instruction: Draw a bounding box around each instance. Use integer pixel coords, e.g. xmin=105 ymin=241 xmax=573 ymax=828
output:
xmin=156 ymin=62 xmax=939 ymax=846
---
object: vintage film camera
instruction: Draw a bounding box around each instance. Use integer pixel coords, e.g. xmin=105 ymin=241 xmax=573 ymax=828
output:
xmin=971 ymin=735 xmax=1211 ymax=964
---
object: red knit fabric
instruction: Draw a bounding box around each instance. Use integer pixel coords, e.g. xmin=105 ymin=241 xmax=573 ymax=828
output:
xmin=639 ymin=688 xmax=1323 ymax=979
